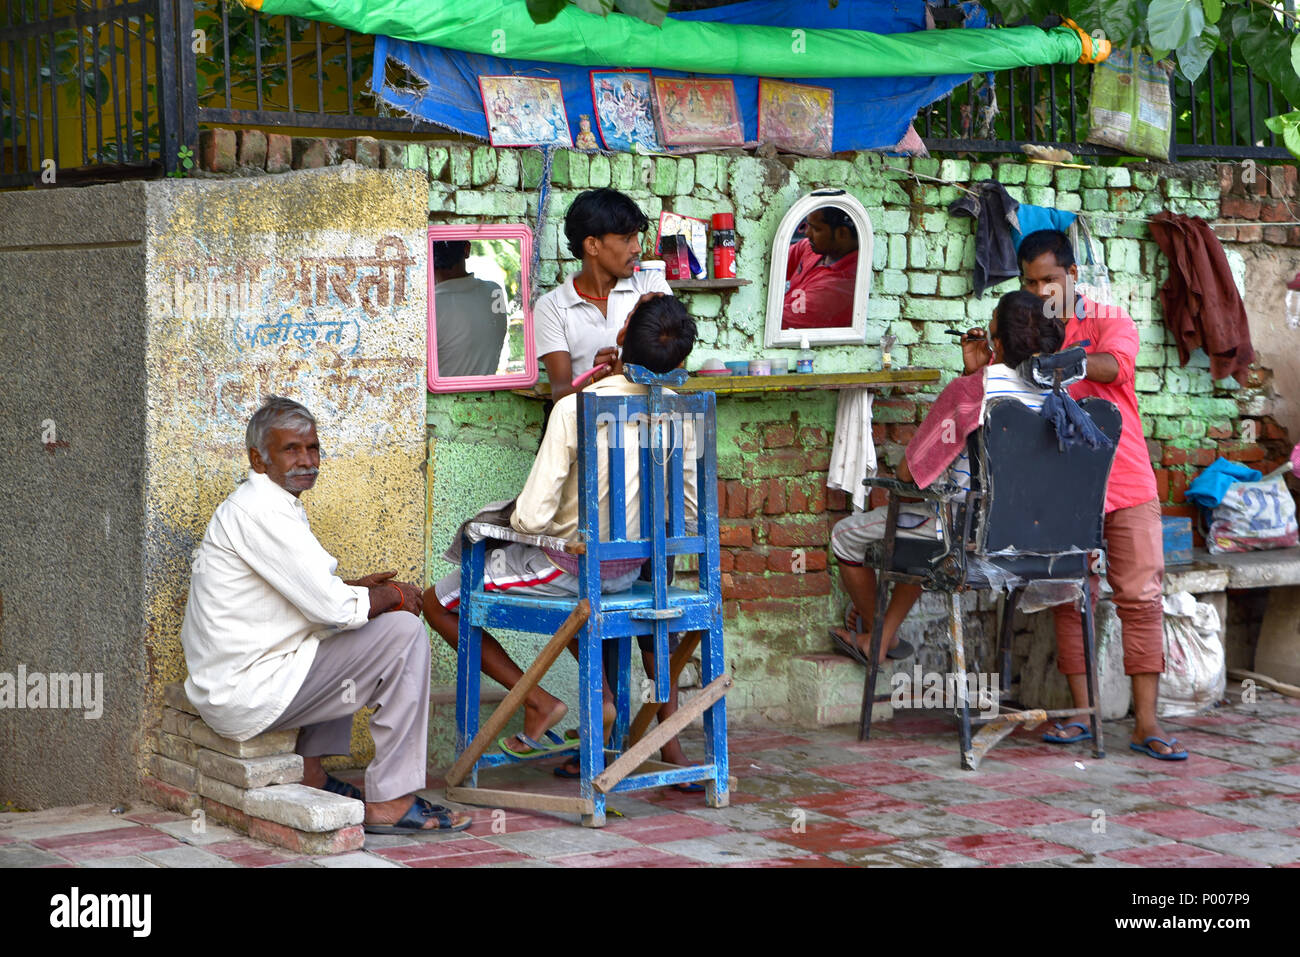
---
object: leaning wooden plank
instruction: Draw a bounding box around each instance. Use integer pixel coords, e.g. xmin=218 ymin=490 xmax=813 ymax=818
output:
xmin=445 ymin=786 xmax=593 ymax=816
xmin=627 ymin=631 xmax=702 ymax=747
xmin=594 ymin=674 xmax=731 ymax=794
xmin=1229 ymin=668 xmax=1300 ymax=700
xmin=445 ymin=600 xmax=590 ymax=787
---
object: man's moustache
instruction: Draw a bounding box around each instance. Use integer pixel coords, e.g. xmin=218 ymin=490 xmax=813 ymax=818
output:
xmin=287 ymin=468 xmax=319 ymax=479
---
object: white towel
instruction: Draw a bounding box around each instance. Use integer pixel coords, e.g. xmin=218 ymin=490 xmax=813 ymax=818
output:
xmin=826 ymin=388 xmax=876 ymax=511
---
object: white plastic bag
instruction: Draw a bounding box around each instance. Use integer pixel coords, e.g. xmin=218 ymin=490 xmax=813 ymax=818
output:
xmin=1157 ymin=592 xmax=1225 ymax=718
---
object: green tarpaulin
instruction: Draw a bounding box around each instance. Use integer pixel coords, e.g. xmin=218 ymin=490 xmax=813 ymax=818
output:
xmin=245 ymin=0 xmax=1085 ymax=79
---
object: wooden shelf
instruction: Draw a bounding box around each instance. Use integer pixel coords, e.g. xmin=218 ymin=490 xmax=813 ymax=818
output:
xmin=666 ymin=278 xmax=752 ymax=291
xmin=514 ymin=368 xmax=939 ymax=400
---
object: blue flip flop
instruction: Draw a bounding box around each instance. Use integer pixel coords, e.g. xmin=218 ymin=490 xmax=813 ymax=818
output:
xmin=1042 ymin=721 xmax=1094 ymax=744
xmin=1130 ymin=736 xmax=1189 ymax=761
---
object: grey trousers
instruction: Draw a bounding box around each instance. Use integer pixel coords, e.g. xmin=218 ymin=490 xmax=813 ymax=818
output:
xmin=265 ymin=612 xmax=431 ymax=804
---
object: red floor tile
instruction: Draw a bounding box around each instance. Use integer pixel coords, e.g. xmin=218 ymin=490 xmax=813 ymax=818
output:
xmin=1113 ymin=808 xmax=1258 ymax=839
xmin=204 ymin=839 xmax=305 ymax=867
xmin=372 ymin=836 xmax=506 ymax=863
xmin=58 ymin=834 xmax=183 ymax=862
xmin=972 ymin=768 xmax=1095 ymax=796
xmin=1268 ymin=714 xmax=1300 ymax=729
xmin=1127 ymin=754 xmax=1249 ymax=778
xmin=462 ymin=808 xmax=566 ymax=837
xmin=722 ymin=857 xmax=851 ymax=867
xmin=792 ymin=788 xmax=925 ymax=817
xmin=950 ymin=798 xmax=1085 ymax=828
xmin=606 ymin=811 xmax=732 ymax=843
xmin=809 ymin=762 xmax=941 ymax=787
xmin=409 ymin=849 xmax=533 ymax=868
xmin=32 ymin=825 xmax=158 ymax=850
xmin=759 ymin=820 xmax=898 ymax=853
xmin=942 ymin=832 xmax=1074 ymax=864
xmin=1119 ymin=779 xmax=1255 ymax=807
xmin=840 ymin=741 xmax=954 ymax=761
xmin=552 ymin=846 xmax=705 ymax=868
xmin=1173 ymin=712 xmax=1254 ymax=728
xmin=1104 ymin=843 xmax=1266 ymax=868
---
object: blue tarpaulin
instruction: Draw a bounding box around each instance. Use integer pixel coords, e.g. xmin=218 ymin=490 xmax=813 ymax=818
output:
xmin=371 ymin=0 xmax=986 ymax=152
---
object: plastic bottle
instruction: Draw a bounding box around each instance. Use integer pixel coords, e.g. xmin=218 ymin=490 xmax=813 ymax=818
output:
xmin=796 ymin=334 xmax=814 ymax=374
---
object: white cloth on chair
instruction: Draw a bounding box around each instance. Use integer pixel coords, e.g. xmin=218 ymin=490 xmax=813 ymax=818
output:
xmin=826 ymin=388 xmax=876 ymax=511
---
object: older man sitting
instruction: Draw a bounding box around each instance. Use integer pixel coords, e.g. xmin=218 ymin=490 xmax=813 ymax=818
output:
xmin=179 ymin=396 xmax=469 ymax=833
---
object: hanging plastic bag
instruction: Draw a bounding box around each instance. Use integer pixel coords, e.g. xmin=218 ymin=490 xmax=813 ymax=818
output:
xmin=1157 ymin=592 xmax=1225 ymax=718
xmin=1070 ymin=216 xmax=1112 ymax=305
xmin=1207 ymin=469 xmax=1299 ymax=554
xmin=1085 ymin=48 xmax=1173 ymax=162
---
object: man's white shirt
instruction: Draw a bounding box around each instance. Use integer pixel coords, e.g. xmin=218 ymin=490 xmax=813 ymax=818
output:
xmin=180 ymin=470 xmax=370 ymax=740
xmin=533 ymin=269 xmax=672 ymax=377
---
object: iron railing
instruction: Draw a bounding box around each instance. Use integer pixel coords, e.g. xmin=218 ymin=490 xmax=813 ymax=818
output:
xmin=920 ymin=3 xmax=1297 ymax=161
xmin=3 ymin=0 xmax=1296 ymax=191
xmin=0 ymin=0 xmax=194 ymax=188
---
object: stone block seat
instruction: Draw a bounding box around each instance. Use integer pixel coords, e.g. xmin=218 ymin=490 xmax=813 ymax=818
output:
xmin=142 ymin=682 xmax=364 ymax=854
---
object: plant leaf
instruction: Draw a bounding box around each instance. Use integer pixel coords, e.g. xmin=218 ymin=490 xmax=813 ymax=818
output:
xmin=1202 ymin=0 xmax=1222 ymax=25
xmin=613 ymin=0 xmax=671 ymax=27
xmin=1293 ymin=33 xmax=1300 ymax=80
xmin=1176 ymin=22 xmax=1218 ymax=83
xmin=1146 ymin=0 xmax=1205 ymax=52
xmin=574 ymin=0 xmax=615 ymax=14
xmin=525 ymin=0 xmax=568 ymax=23
xmin=1100 ymin=0 xmax=1143 ymax=47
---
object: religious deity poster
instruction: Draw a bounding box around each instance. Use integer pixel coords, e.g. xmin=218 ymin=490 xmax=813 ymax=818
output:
xmin=757 ymin=79 xmax=834 ymax=156
xmin=650 ymin=77 xmax=743 ymax=148
xmin=477 ymin=75 xmax=573 ymax=148
xmin=590 ymin=70 xmax=662 ymax=152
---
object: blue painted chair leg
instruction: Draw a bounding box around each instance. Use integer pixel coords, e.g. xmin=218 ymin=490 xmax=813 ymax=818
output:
xmin=579 ymin=623 xmax=607 ymax=827
xmin=612 ymin=635 xmax=632 ymax=750
xmin=700 ymin=623 xmax=729 ymax=808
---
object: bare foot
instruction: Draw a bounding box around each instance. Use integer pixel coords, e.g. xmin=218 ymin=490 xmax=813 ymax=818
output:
xmin=502 ymin=698 xmax=569 ymax=754
xmin=830 ymin=626 xmax=898 ymax=665
xmin=1132 ymin=721 xmax=1187 ymax=757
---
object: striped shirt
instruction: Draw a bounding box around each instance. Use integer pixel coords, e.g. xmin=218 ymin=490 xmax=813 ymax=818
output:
xmin=947 ymin=363 xmax=1051 ymax=495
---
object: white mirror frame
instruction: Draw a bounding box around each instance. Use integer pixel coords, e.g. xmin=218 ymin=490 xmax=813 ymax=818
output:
xmin=763 ymin=189 xmax=874 ymax=348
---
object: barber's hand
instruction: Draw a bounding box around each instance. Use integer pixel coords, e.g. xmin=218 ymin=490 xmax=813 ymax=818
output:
xmin=591 ymin=346 xmax=621 ymax=382
xmin=961 ymin=328 xmax=992 ymax=375
xmin=348 ymin=571 xmax=395 ymax=588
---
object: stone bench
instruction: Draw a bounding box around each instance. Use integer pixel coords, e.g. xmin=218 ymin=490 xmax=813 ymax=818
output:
xmin=1192 ymin=546 xmax=1300 ymax=686
xmin=143 ymin=682 xmax=364 ymax=854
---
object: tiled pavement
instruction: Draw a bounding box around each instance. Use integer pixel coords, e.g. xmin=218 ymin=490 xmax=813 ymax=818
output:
xmin=3 ymin=688 xmax=1298 ymax=869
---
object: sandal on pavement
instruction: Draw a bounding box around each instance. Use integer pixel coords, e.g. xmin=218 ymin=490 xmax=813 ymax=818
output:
xmin=499 ymin=729 xmax=579 ymax=760
xmin=363 ymin=796 xmax=472 ymax=834
xmin=1042 ymin=722 xmax=1094 ymax=744
xmin=1130 ymin=736 xmax=1189 ymax=761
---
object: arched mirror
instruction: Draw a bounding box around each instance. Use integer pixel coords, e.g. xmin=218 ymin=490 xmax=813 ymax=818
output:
xmin=764 ymin=189 xmax=874 ymax=348
xmin=427 ymin=224 xmax=537 ymax=393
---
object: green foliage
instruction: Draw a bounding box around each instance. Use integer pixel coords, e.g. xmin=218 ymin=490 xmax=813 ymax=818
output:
xmin=983 ymin=0 xmax=1300 ymax=157
xmin=1264 ymin=109 xmax=1300 ymax=154
xmin=166 ymin=145 xmax=194 ymax=178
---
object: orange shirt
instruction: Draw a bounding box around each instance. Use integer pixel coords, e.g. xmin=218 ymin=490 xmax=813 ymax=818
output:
xmin=1064 ymin=296 xmax=1158 ymax=513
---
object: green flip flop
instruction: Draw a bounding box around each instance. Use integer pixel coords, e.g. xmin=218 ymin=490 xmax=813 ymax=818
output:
xmin=499 ymin=729 xmax=580 ymax=760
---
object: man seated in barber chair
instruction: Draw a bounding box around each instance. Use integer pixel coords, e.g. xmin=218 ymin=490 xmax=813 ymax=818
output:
xmin=830 ymin=290 xmax=1065 ymax=664
xmin=421 ymin=295 xmax=699 ymax=768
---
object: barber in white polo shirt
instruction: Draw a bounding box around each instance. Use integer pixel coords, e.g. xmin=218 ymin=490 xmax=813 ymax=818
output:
xmin=534 ymin=187 xmax=671 ymax=402
xmin=179 ymin=396 xmax=470 ymax=834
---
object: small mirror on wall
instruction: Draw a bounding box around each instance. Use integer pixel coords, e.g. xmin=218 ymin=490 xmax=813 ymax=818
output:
xmin=764 ymin=189 xmax=874 ymax=348
xmin=427 ymin=224 xmax=537 ymax=393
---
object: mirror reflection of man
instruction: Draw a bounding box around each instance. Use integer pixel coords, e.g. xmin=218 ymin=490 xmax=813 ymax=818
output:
xmin=432 ymin=240 xmax=508 ymax=378
xmin=782 ymin=206 xmax=859 ymax=329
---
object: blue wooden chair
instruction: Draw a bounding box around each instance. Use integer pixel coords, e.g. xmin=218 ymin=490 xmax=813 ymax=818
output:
xmin=443 ymin=364 xmax=729 ymax=827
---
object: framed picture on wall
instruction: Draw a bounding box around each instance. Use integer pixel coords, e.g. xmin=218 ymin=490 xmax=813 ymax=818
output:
xmin=757 ymin=79 xmax=833 ymax=157
xmin=477 ymin=75 xmax=573 ymax=148
xmin=590 ymin=69 xmax=662 ymax=153
xmin=651 ymin=76 xmax=743 ymax=148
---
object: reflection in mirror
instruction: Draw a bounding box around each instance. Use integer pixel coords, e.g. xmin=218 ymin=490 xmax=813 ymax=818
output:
xmin=427 ymin=225 xmax=536 ymax=393
xmin=764 ymin=190 xmax=873 ymax=348
xmin=781 ymin=207 xmax=859 ymax=330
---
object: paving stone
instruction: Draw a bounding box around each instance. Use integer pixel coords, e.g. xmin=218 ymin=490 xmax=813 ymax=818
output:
xmin=1020 ymin=819 xmax=1174 ymax=854
xmin=1183 ymin=740 xmax=1300 ymax=769
xmin=163 ymin=682 xmax=199 ymax=716
xmin=866 ymin=806 xmax=1006 ymax=840
xmin=0 ymin=808 xmax=138 ymax=842
xmin=197 ymin=749 xmax=303 ymax=788
xmin=873 ymin=779 xmax=1008 ymax=806
xmin=362 ymin=832 xmax=420 ymax=850
xmin=827 ymin=840 xmax=985 ymax=867
xmin=160 ymin=707 xmax=194 ymax=737
xmin=313 ymin=851 xmax=402 ymax=868
xmin=243 ymin=784 xmax=363 ymax=833
xmin=1181 ymin=829 xmax=1300 ymax=865
xmin=142 ymin=844 xmax=239 ymax=868
xmin=187 ymin=721 xmax=299 ymax=759
xmin=150 ymin=755 xmax=199 ymax=792
xmin=0 ymin=844 xmax=75 ymax=867
xmin=94 ymin=855 xmax=162 ymax=868
xmin=153 ymin=818 xmax=242 ymax=847
xmin=1034 ymin=787 xmax=1178 ymax=816
xmin=154 ymin=729 xmax=198 ymax=765
xmin=1195 ymin=795 xmax=1300 ymax=829
xmin=484 ymin=825 xmax=640 ymax=858
xmin=681 ymin=801 xmax=836 ymax=833
xmin=656 ymin=831 xmax=816 ymax=864
xmin=197 ymin=775 xmax=249 ymax=812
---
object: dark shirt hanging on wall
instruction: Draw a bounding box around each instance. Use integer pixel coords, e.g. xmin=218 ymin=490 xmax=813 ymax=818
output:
xmin=1148 ymin=212 xmax=1255 ymax=385
xmin=949 ymin=180 xmax=1021 ymax=296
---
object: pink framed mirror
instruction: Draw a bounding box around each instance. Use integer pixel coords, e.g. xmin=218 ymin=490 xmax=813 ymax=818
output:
xmin=427 ymin=224 xmax=537 ymax=393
